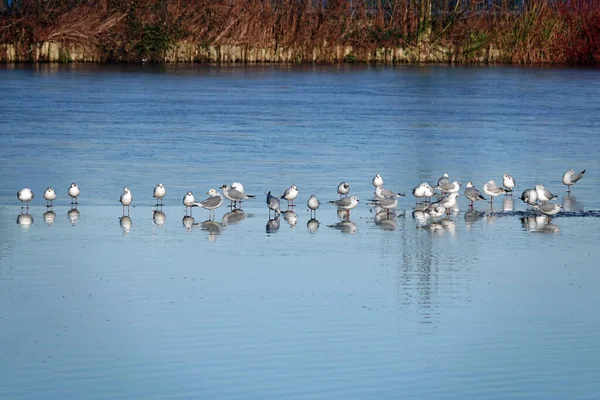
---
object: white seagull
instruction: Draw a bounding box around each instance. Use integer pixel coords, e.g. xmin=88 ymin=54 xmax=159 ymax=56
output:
xmin=535 ymin=184 xmax=558 ymax=202
xmin=153 ymin=183 xmax=166 ymax=205
xmin=44 ymin=187 xmax=56 ymax=207
xmin=483 ymin=180 xmax=507 ymax=204
xmin=307 ymin=194 xmax=320 ymax=217
xmin=281 ymin=185 xmax=298 ymax=207
xmin=183 ymin=191 xmax=196 ymax=215
xmin=562 ymin=169 xmax=586 ymax=192
xmin=17 ymin=188 xmax=34 ymax=209
xmin=337 ymin=182 xmax=350 ymax=197
xmin=68 ymin=183 xmax=80 ymax=204
xmin=120 ymin=187 xmax=132 ymax=215
xmin=502 ymin=173 xmax=516 ymax=193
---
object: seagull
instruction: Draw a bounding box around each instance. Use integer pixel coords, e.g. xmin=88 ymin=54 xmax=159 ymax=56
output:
xmin=483 ymin=180 xmax=507 ymax=204
xmin=423 ymin=183 xmax=436 ymax=202
xmin=374 ymin=186 xmax=405 ymax=199
xmin=231 ymin=182 xmax=245 ymax=193
xmin=337 ymin=182 xmax=350 ymax=197
xmin=534 ymin=202 xmax=562 ymax=219
xmin=437 ymin=180 xmax=461 ymax=194
xmin=221 ymin=184 xmax=255 ymax=208
xmin=535 ymin=184 xmax=558 ymax=202
xmin=120 ymin=187 xmax=132 ymax=215
xmin=372 ymin=174 xmax=384 ymax=188
xmin=562 ymin=169 xmax=586 ymax=192
xmin=520 ymin=188 xmax=537 ymax=207
xmin=191 ymin=189 xmax=223 ymax=217
xmin=502 ymin=174 xmax=516 ymax=193
xmin=367 ymin=197 xmax=398 ymax=213
xmin=153 ymin=183 xmax=166 ymax=206
xmin=43 ymin=187 xmax=56 ymax=207
xmin=437 ymin=173 xmax=450 ymax=188
xmin=17 ymin=188 xmax=34 ymax=209
xmin=307 ymin=194 xmax=320 ymax=217
xmin=464 ymin=182 xmax=486 ymax=207
xmin=412 ymin=183 xmax=426 ymax=202
xmin=329 ymin=196 xmax=359 ymax=217
xmin=281 ymin=185 xmax=298 ymax=207
xmin=266 ymin=191 xmax=281 ymax=217
xmin=68 ymin=183 xmax=80 ymax=205
xmin=183 ymin=191 xmax=196 ymax=215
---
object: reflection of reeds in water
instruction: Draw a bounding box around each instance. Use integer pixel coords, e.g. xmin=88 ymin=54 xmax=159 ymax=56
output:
xmin=2 ymin=0 xmax=600 ymax=64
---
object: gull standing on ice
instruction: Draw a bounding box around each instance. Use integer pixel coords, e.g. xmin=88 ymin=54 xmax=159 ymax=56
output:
xmin=562 ymin=169 xmax=586 ymax=192
xmin=120 ymin=187 xmax=132 ymax=215
xmin=44 ymin=187 xmax=56 ymax=207
xmin=281 ymin=185 xmax=298 ymax=207
xmin=183 ymin=191 xmax=196 ymax=215
xmin=266 ymin=191 xmax=281 ymax=217
xmin=483 ymin=180 xmax=507 ymax=204
xmin=535 ymin=184 xmax=558 ymax=202
xmin=337 ymin=182 xmax=350 ymax=197
xmin=413 ymin=183 xmax=426 ymax=202
xmin=372 ymin=174 xmax=384 ymax=188
xmin=502 ymin=174 xmax=516 ymax=193
xmin=17 ymin=188 xmax=34 ymax=209
xmin=307 ymin=194 xmax=320 ymax=217
xmin=374 ymin=186 xmax=406 ymax=200
xmin=520 ymin=188 xmax=538 ymax=207
xmin=68 ymin=183 xmax=80 ymax=205
xmin=221 ymin=184 xmax=255 ymax=208
xmin=437 ymin=173 xmax=450 ymax=188
xmin=191 ymin=189 xmax=223 ymax=218
xmin=437 ymin=180 xmax=461 ymax=194
xmin=367 ymin=197 xmax=398 ymax=213
xmin=329 ymin=196 xmax=360 ymax=217
xmin=534 ymin=202 xmax=562 ymax=219
xmin=153 ymin=184 xmax=166 ymax=206
xmin=464 ymin=182 xmax=486 ymax=207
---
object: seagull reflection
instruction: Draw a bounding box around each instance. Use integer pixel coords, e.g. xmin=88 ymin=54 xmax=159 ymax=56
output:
xmin=266 ymin=217 xmax=280 ymax=234
xmin=328 ymin=219 xmax=358 ymax=234
xmin=17 ymin=213 xmax=33 ymax=228
xmin=153 ymin=210 xmax=166 ymax=227
xmin=281 ymin=210 xmax=298 ymax=227
xmin=119 ymin=215 xmax=132 ymax=234
xmin=374 ymin=210 xmax=397 ymax=231
xmin=222 ymin=209 xmax=246 ymax=226
xmin=464 ymin=208 xmax=484 ymax=230
xmin=67 ymin=207 xmax=80 ymax=225
xmin=182 ymin=215 xmax=195 ymax=232
xmin=521 ymin=215 xmax=560 ymax=234
xmin=502 ymin=197 xmax=514 ymax=212
xmin=562 ymin=193 xmax=583 ymax=212
xmin=307 ymin=218 xmax=320 ymax=233
xmin=201 ymin=220 xmax=222 ymax=241
xmin=43 ymin=210 xmax=56 ymax=226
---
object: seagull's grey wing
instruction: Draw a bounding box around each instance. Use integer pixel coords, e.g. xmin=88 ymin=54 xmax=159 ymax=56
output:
xmin=199 ymin=196 xmax=222 ymax=209
xmin=228 ymin=188 xmax=245 ymax=200
xmin=372 ymin=198 xmax=396 ymax=207
xmin=334 ymin=197 xmax=353 ymax=207
xmin=572 ymin=170 xmax=586 ymax=182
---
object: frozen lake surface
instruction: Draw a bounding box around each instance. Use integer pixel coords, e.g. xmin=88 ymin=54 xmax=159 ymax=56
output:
xmin=1 ymin=64 xmax=599 ymax=399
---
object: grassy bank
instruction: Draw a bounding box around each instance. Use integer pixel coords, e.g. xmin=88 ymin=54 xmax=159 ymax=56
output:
xmin=1 ymin=0 xmax=599 ymax=64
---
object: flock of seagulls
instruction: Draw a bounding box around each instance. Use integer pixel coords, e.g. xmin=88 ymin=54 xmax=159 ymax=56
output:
xmin=16 ymin=169 xmax=586 ymax=232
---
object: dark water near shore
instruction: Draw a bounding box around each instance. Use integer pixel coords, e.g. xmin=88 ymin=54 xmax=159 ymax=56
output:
xmin=1 ymin=64 xmax=600 ymax=399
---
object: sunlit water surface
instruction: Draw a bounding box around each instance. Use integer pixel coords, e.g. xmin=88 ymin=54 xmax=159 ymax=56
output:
xmin=1 ymin=64 xmax=599 ymax=399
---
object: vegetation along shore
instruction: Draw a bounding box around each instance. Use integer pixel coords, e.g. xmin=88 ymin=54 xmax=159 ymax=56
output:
xmin=1 ymin=0 xmax=599 ymax=64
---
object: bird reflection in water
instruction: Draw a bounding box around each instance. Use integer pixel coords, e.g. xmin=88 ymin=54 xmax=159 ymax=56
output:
xmin=266 ymin=217 xmax=280 ymax=234
xmin=464 ymin=209 xmax=484 ymax=230
xmin=374 ymin=209 xmax=397 ymax=231
xmin=201 ymin=220 xmax=222 ymax=242
xmin=119 ymin=215 xmax=132 ymax=234
xmin=281 ymin=210 xmax=298 ymax=227
xmin=43 ymin=210 xmax=56 ymax=226
xmin=306 ymin=218 xmax=320 ymax=234
xmin=182 ymin=215 xmax=195 ymax=232
xmin=68 ymin=207 xmax=80 ymax=225
xmin=502 ymin=197 xmax=514 ymax=212
xmin=17 ymin=213 xmax=33 ymax=228
xmin=222 ymin=209 xmax=246 ymax=226
xmin=562 ymin=193 xmax=583 ymax=213
xmin=153 ymin=210 xmax=166 ymax=227
xmin=521 ymin=215 xmax=560 ymax=234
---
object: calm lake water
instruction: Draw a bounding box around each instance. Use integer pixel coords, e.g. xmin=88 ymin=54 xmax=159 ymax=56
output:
xmin=1 ymin=64 xmax=600 ymax=399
